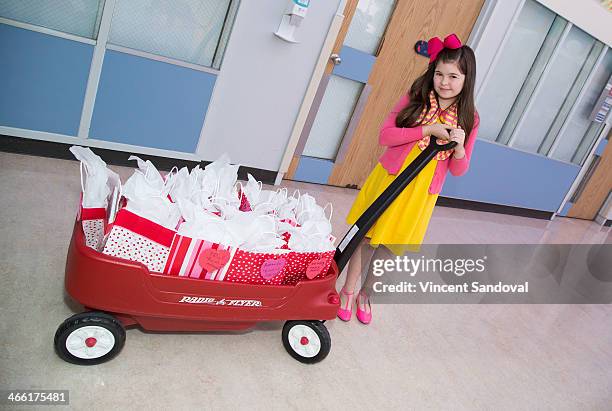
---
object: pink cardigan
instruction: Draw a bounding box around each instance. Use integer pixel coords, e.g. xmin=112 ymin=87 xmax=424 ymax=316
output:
xmin=378 ymin=94 xmax=480 ymax=194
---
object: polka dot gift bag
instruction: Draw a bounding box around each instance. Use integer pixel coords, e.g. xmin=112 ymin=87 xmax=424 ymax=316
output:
xmin=282 ymin=250 xmax=336 ymax=285
xmin=221 ymin=248 xmax=336 ymax=286
xmin=80 ymin=203 xmax=107 ymax=251
xmin=102 ymin=209 xmax=176 ymax=273
xmin=223 ymin=250 xmax=291 ymax=285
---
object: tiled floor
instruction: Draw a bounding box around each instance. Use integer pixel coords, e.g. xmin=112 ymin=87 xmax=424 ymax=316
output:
xmin=0 ymin=152 xmax=610 ymax=410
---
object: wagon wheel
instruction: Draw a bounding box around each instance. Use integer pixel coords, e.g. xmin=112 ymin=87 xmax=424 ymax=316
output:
xmin=282 ymin=320 xmax=331 ymax=364
xmin=54 ymin=311 xmax=126 ymax=365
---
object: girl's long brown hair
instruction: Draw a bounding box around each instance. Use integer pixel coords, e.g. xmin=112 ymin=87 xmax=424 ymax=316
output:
xmin=396 ymin=46 xmax=477 ymax=138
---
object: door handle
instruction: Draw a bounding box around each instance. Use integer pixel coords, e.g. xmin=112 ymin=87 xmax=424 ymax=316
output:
xmin=330 ymin=53 xmax=342 ymax=65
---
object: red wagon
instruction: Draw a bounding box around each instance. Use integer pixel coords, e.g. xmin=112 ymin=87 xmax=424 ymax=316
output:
xmin=54 ymin=137 xmax=454 ymax=364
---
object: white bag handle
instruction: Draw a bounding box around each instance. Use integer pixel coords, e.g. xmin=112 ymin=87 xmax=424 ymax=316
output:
xmin=276 ymin=187 xmax=288 ymax=200
xmin=167 ymin=166 xmax=179 ymax=179
xmin=323 ymin=202 xmax=333 ymax=222
xmin=291 ymin=189 xmax=301 ymax=202
xmin=79 ymin=161 xmax=86 ymax=193
xmin=163 ymin=166 xmax=180 ymax=194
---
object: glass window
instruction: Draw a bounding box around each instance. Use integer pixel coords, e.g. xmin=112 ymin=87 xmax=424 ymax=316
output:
xmin=107 ymin=0 xmax=239 ymax=69
xmin=511 ymin=25 xmax=596 ymax=153
xmin=539 ymin=41 xmax=605 ymax=156
xmin=303 ymin=75 xmax=364 ymax=160
xmin=344 ymin=0 xmax=396 ymax=55
xmin=0 ymin=0 xmax=105 ymax=39
xmin=477 ymin=0 xmax=556 ymax=142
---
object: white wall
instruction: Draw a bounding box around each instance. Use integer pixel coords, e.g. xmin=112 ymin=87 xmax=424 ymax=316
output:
xmin=196 ymin=0 xmax=341 ymax=171
xmin=537 ymin=0 xmax=612 ymax=46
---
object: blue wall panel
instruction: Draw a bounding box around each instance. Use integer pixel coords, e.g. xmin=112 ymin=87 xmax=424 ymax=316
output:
xmin=293 ymin=156 xmax=334 ymax=185
xmin=332 ymin=46 xmax=375 ymax=84
xmin=0 ymin=23 xmax=93 ymax=135
xmin=594 ymin=138 xmax=607 ymax=156
xmin=90 ymin=50 xmax=216 ymax=153
xmin=558 ymin=201 xmax=573 ymax=217
xmin=441 ymin=140 xmax=580 ymax=212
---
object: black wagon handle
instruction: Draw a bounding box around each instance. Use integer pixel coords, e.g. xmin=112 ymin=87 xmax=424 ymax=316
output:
xmin=334 ymin=137 xmax=458 ymax=273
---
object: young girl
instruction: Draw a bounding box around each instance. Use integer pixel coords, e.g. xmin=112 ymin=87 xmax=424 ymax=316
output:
xmin=337 ymin=34 xmax=480 ymax=324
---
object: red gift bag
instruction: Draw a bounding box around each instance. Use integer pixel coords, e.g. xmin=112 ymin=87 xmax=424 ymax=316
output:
xmin=223 ymin=250 xmax=291 ymax=285
xmin=223 ymin=249 xmax=335 ymax=286
xmin=282 ymin=250 xmax=335 ymax=285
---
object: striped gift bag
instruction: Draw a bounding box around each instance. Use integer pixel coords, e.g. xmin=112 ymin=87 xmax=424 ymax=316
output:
xmin=162 ymin=235 xmax=235 ymax=280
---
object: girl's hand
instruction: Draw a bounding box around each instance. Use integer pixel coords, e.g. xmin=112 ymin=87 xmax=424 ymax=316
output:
xmin=424 ymin=124 xmax=466 ymax=158
xmin=449 ymin=128 xmax=465 ymax=147
xmin=423 ymin=123 xmax=453 ymax=141
xmin=449 ymin=128 xmax=466 ymax=158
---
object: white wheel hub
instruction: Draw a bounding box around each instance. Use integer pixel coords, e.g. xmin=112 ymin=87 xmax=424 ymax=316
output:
xmin=66 ymin=325 xmax=115 ymax=359
xmin=288 ymin=324 xmax=321 ymax=358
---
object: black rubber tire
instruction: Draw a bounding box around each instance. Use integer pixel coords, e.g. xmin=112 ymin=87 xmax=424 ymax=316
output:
xmin=54 ymin=311 xmax=126 ymax=365
xmin=282 ymin=320 xmax=331 ymax=364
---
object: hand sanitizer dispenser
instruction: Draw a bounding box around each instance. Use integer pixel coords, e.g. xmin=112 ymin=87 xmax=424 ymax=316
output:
xmin=274 ymin=0 xmax=310 ymax=43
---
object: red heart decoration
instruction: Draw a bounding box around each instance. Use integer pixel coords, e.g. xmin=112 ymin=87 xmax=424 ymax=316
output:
xmin=198 ymin=248 xmax=231 ymax=272
xmin=306 ymin=258 xmax=329 ymax=279
xmin=261 ymin=258 xmax=287 ymax=280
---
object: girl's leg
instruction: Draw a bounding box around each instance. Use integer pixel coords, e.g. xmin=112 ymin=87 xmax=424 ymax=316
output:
xmin=360 ymin=245 xmax=389 ymax=295
xmin=355 ymin=245 xmax=390 ymax=324
xmin=341 ymin=237 xmax=376 ymax=293
xmin=338 ymin=237 xmax=376 ymax=321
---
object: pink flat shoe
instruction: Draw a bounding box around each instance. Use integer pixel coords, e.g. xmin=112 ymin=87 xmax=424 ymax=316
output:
xmin=337 ymin=289 xmax=354 ymax=322
xmin=356 ymin=292 xmax=372 ymax=325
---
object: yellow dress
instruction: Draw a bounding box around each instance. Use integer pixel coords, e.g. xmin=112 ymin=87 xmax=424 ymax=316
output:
xmin=346 ymin=118 xmax=445 ymax=256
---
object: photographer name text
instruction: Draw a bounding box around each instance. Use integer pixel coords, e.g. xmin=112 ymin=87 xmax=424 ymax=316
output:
xmin=373 ymin=281 xmax=529 ymax=294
